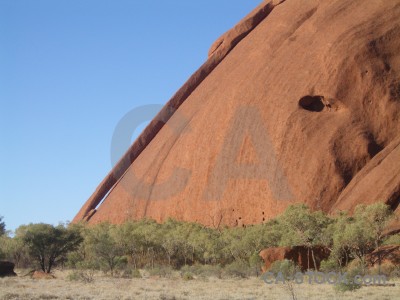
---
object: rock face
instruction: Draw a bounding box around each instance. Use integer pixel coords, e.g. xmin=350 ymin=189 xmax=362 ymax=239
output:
xmin=31 ymin=271 xmax=55 ymax=280
xmin=367 ymin=245 xmax=400 ymax=267
xmin=74 ymin=0 xmax=400 ymax=230
xmin=259 ymin=246 xmax=330 ymax=272
xmin=0 ymin=261 xmax=17 ymax=277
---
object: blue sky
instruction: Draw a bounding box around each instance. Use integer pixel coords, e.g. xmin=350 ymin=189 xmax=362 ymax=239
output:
xmin=0 ymin=0 xmax=261 ymax=231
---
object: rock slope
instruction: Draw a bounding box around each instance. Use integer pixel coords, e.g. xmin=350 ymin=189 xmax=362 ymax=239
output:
xmin=74 ymin=0 xmax=400 ymax=232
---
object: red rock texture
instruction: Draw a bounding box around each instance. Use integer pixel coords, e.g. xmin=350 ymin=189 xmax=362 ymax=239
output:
xmin=31 ymin=271 xmax=55 ymax=280
xmin=259 ymin=246 xmax=330 ymax=272
xmin=367 ymin=245 xmax=400 ymax=267
xmin=73 ymin=0 xmax=277 ymax=223
xmin=74 ymin=0 xmax=400 ymax=230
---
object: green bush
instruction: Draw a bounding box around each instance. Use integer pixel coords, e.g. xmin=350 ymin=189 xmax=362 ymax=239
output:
xmin=182 ymin=272 xmax=194 ymax=280
xmin=320 ymin=258 xmax=341 ymax=273
xmin=345 ymin=258 xmax=367 ymax=275
xmin=200 ymin=264 xmax=223 ymax=278
xmin=0 ymin=216 xmax=5 ymax=236
xmin=67 ymin=269 xmax=95 ymax=283
xmin=121 ymin=268 xmax=142 ymax=279
xmin=223 ymin=260 xmax=251 ymax=278
xmin=148 ymin=265 xmax=173 ymax=278
xmin=334 ymin=266 xmax=362 ymax=293
xmin=249 ymin=252 xmax=263 ymax=276
xmin=268 ymin=259 xmax=300 ymax=278
xmin=5 ymin=203 xmax=395 ymax=279
xmin=67 ymin=270 xmax=81 ymax=281
xmin=180 ymin=264 xmax=222 ymax=278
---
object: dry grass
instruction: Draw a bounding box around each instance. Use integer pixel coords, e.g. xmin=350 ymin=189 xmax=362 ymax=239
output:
xmin=0 ymin=269 xmax=398 ymax=300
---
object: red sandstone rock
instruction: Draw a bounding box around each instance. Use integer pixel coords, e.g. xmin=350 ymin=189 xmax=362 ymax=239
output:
xmin=31 ymin=271 xmax=55 ymax=280
xmin=367 ymin=245 xmax=400 ymax=267
xmin=73 ymin=0 xmax=278 ymax=224
xmin=259 ymin=246 xmax=330 ymax=272
xmin=74 ymin=0 xmax=400 ymax=230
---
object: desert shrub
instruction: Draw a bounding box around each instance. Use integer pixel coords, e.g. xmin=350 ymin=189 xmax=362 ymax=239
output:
xmin=334 ymin=265 xmax=362 ymax=293
xmin=199 ymin=264 xmax=223 ymax=278
xmin=268 ymin=259 xmax=300 ymax=277
xmin=67 ymin=270 xmax=82 ymax=281
xmin=16 ymin=223 xmax=83 ymax=273
xmin=320 ymin=258 xmax=341 ymax=272
xmin=180 ymin=264 xmax=199 ymax=274
xmin=84 ymin=223 xmax=128 ymax=276
xmin=180 ymin=264 xmax=222 ymax=278
xmin=0 ymin=216 xmax=5 ymax=236
xmin=223 ymin=260 xmax=251 ymax=278
xmin=121 ymin=268 xmax=142 ymax=279
xmin=67 ymin=269 xmax=95 ymax=283
xmin=334 ymin=279 xmax=362 ymax=292
xmin=148 ymin=265 xmax=173 ymax=278
xmin=182 ymin=272 xmax=194 ymax=280
xmin=248 ymin=252 xmax=263 ymax=276
xmin=345 ymin=258 xmax=367 ymax=276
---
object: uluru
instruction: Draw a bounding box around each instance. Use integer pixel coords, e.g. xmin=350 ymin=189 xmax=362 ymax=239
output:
xmin=73 ymin=0 xmax=400 ymax=233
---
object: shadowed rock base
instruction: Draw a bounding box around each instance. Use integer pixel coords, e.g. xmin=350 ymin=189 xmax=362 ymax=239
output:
xmin=0 ymin=261 xmax=17 ymax=277
xmin=259 ymin=246 xmax=330 ymax=272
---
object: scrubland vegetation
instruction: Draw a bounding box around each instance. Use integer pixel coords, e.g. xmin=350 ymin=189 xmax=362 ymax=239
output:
xmin=0 ymin=203 xmax=399 ymax=299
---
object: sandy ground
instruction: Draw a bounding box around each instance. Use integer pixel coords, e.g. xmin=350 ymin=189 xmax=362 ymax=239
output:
xmin=0 ymin=270 xmax=398 ymax=300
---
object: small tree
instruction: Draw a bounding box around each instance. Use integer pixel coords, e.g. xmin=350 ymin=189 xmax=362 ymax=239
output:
xmin=335 ymin=203 xmax=393 ymax=274
xmin=0 ymin=234 xmax=30 ymax=267
xmin=113 ymin=221 xmax=145 ymax=269
xmin=20 ymin=223 xmax=83 ymax=273
xmin=329 ymin=212 xmax=352 ymax=269
xmin=278 ymin=205 xmax=331 ymax=270
xmin=0 ymin=216 xmax=5 ymax=236
xmin=353 ymin=203 xmax=393 ymax=273
xmin=84 ymin=222 xmax=126 ymax=275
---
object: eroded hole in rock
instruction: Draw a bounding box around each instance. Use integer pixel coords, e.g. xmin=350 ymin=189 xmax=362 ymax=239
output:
xmin=341 ymin=168 xmax=353 ymax=186
xmin=388 ymin=194 xmax=399 ymax=211
xmin=367 ymin=139 xmax=384 ymax=158
xmin=298 ymin=95 xmax=325 ymax=112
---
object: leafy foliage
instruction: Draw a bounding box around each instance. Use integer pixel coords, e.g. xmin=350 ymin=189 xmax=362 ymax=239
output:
xmin=334 ymin=266 xmax=363 ymax=293
xmin=18 ymin=223 xmax=83 ymax=273
xmin=278 ymin=204 xmax=332 ymax=270
xmin=0 ymin=216 xmax=5 ymax=236
xmin=1 ymin=202 xmax=396 ymax=279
